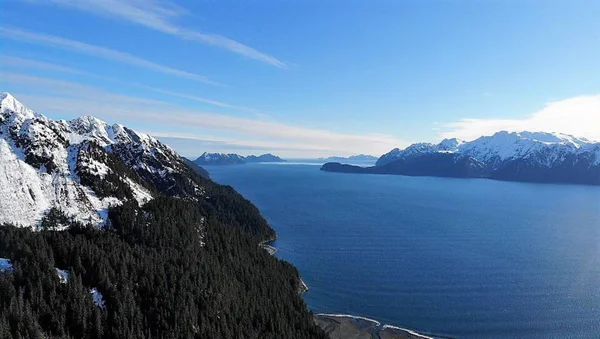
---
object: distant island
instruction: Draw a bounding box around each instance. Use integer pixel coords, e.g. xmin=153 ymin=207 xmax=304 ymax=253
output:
xmin=194 ymin=152 xmax=286 ymax=166
xmin=320 ymin=154 xmax=378 ymax=162
xmin=321 ymin=131 xmax=600 ymax=186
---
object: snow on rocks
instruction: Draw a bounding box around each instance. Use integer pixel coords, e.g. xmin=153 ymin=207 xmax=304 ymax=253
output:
xmin=0 ymin=92 xmax=170 ymax=228
xmin=125 ymin=178 xmax=153 ymax=205
xmin=378 ymin=131 xmax=600 ymax=168
xmin=90 ymin=288 xmax=105 ymax=309
xmin=56 ymin=268 xmax=69 ymax=284
xmin=0 ymin=258 xmax=13 ymax=272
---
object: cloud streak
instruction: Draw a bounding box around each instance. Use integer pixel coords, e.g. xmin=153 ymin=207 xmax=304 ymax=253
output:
xmin=3 ymin=74 xmax=404 ymax=157
xmin=1 ymin=55 xmax=264 ymax=114
xmin=439 ymin=95 xmax=600 ymax=142
xmin=0 ymin=55 xmax=91 ymax=76
xmin=0 ymin=26 xmax=222 ymax=86
xmin=45 ymin=0 xmax=287 ymax=68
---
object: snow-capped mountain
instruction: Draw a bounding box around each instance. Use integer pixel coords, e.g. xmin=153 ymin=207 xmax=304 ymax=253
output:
xmin=324 ymin=131 xmax=600 ymax=185
xmin=194 ymin=152 xmax=285 ymax=166
xmin=378 ymin=131 xmax=599 ymax=167
xmin=195 ymin=152 xmax=246 ymax=165
xmin=321 ymin=154 xmax=379 ymax=162
xmin=0 ymin=92 xmax=207 ymax=228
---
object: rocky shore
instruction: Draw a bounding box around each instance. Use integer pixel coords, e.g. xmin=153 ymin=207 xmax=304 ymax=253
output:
xmin=314 ymin=314 xmax=433 ymax=339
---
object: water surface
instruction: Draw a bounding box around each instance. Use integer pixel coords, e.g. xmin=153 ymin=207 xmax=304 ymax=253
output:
xmin=208 ymin=163 xmax=600 ymax=338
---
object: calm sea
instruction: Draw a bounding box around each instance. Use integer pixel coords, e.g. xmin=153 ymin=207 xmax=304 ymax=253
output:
xmin=208 ymin=163 xmax=600 ymax=338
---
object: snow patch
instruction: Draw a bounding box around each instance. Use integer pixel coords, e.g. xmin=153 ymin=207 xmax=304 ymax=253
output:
xmin=56 ymin=268 xmax=69 ymax=283
xmin=0 ymin=258 xmax=13 ymax=272
xmin=90 ymin=288 xmax=105 ymax=309
xmin=0 ymin=138 xmax=52 ymax=227
xmin=86 ymin=159 xmax=110 ymax=178
xmin=125 ymin=178 xmax=153 ymax=205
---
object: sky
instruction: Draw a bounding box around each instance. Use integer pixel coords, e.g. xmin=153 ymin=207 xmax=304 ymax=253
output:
xmin=1 ymin=0 xmax=599 ymax=158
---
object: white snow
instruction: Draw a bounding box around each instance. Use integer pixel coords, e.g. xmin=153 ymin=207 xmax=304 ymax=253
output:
xmin=125 ymin=178 xmax=153 ymax=205
xmin=198 ymin=152 xmax=245 ymax=163
xmin=0 ymin=138 xmax=53 ymax=227
xmin=0 ymin=258 xmax=13 ymax=271
xmin=457 ymin=131 xmax=590 ymax=167
xmin=0 ymin=92 xmax=37 ymax=119
xmin=90 ymin=288 xmax=105 ymax=309
xmin=56 ymin=268 xmax=69 ymax=283
xmin=380 ymin=130 xmax=600 ymax=169
xmin=86 ymin=159 xmax=110 ymax=178
xmin=0 ymin=92 xmax=171 ymax=228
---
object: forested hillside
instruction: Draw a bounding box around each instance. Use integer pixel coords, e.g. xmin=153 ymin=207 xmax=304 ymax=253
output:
xmin=0 ymin=197 xmax=327 ymax=338
xmin=0 ymin=93 xmax=327 ymax=338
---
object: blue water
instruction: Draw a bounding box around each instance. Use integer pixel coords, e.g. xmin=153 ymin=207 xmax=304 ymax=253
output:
xmin=208 ymin=163 xmax=600 ymax=338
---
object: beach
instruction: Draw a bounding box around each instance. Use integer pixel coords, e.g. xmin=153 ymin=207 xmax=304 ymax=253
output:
xmin=314 ymin=314 xmax=433 ymax=339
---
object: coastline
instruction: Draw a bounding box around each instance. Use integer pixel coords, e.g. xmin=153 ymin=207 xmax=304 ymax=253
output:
xmin=261 ymin=243 xmax=278 ymax=255
xmin=259 ymin=236 xmax=278 ymax=255
xmin=314 ymin=314 xmax=435 ymax=339
xmin=263 ymin=241 xmax=435 ymax=339
xmin=260 ymin=237 xmax=308 ymax=294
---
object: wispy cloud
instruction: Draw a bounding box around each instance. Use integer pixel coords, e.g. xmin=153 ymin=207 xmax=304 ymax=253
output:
xmin=148 ymin=132 xmax=358 ymax=154
xmin=1 ymin=55 xmax=265 ymax=114
xmin=3 ymin=74 xmax=404 ymax=157
xmin=440 ymin=95 xmax=600 ymax=142
xmin=44 ymin=0 xmax=287 ymax=68
xmin=3 ymin=73 xmax=168 ymax=106
xmin=0 ymin=26 xmax=222 ymax=86
xmin=0 ymin=55 xmax=91 ymax=76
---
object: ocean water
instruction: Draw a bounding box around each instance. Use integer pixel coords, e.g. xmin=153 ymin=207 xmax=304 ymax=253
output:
xmin=208 ymin=163 xmax=600 ymax=338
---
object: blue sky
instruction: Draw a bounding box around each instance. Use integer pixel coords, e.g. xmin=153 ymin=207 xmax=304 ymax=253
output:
xmin=1 ymin=0 xmax=599 ymax=157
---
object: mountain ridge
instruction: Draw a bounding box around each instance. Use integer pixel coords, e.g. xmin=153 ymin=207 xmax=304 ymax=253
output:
xmin=323 ymin=131 xmax=600 ymax=185
xmin=0 ymin=93 xmax=263 ymax=232
xmin=194 ymin=152 xmax=286 ymax=166
xmin=320 ymin=154 xmax=378 ymax=162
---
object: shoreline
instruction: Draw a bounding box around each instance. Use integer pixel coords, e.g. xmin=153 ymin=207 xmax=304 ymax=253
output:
xmin=314 ymin=313 xmax=435 ymax=339
xmin=262 ymin=241 xmax=435 ymax=339
xmin=259 ymin=236 xmax=278 ymax=255
xmin=260 ymin=237 xmax=309 ymax=294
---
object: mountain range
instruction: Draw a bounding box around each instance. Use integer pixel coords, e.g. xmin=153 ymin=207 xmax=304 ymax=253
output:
xmin=194 ymin=152 xmax=286 ymax=165
xmin=322 ymin=131 xmax=600 ymax=185
xmin=320 ymin=154 xmax=378 ymax=162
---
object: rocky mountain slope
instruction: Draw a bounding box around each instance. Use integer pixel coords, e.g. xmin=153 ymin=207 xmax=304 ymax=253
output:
xmin=323 ymin=131 xmax=600 ymax=185
xmin=0 ymin=92 xmax=267 ymax=233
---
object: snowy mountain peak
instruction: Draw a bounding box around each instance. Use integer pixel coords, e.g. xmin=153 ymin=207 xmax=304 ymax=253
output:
xmin=1 ymin=93 xmax=205 ymax=228
xmin=0 ymin=91 xmax=38 ymax=121
xmin=376 ymin=130 xmax=600 ymax=173
xmin=196 ymin=152 xmax=246 ymax=165
xmin=438 ymin=138 xmax=464 ymax=151
xmin=195 ymin=152 xmax=285 ymax=165
xmin=488 ymin=130 xmax=587 ymax=147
